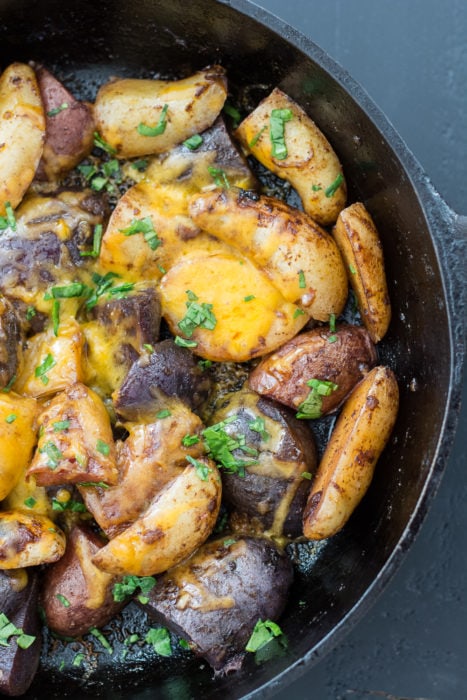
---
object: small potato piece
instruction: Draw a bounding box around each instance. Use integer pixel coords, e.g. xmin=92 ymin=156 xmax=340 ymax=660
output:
xmin=333 ymin=202 xmax=391 ymax=342
xmin=92 ymin=458 xmax=221 ymax=576
xmin=0 ymin=296 xmax=23 ymax=390
xmin=0 ymin=392 xmax=38 ymax=501
xmin=94 ymin=66 xmax=227 ymax=158
xmin=35 ymin=65 xmax=95 ymax=180
xmin=249 ymin=324 xmax=377 ymax=416
xmin=235 ymin=87 xmax=346 ymax=226
xmin=41 ymin=523 xmax=124 ymax=637
xmin=0 ymin=63 xmax=45 ymax=214
xmin=14 ymin=319 xmax=85 ymax=398
xmin=160 ymin=250 xmax=307 ymax=362
xmin=303 ymin=366 xmax=399 ymax=540
xmin=143 ymin=536 xmax=293 ymax=672
xmin=27 ymin=382 xmax=117 ymax=487
xmin=0 ymin=510 xmax=65 ymax=569
xmin=189 ymin=188 xmax=348 ymax=320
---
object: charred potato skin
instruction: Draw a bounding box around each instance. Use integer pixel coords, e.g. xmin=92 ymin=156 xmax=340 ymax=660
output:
xmin=249 ymin=324 xmax=377 ymax=415
xmin=333 ymin=202 xmax=391 ymax=342
xmin=0 ymin=570 xmax=41 ymax=697
xmin=41 ymin=524 xmax=124 ymax=638
xmin=0 ymin=296 xmax=23 ymax=390
xmin=142 ymin=536 xmax=293 ymax=671
xmin=303 ymin=366 xmax=399 ymax=540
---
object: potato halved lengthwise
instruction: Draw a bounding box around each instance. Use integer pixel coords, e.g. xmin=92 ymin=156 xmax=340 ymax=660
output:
xmin=94 ymin=66 xmax=228 ymax=158
xmin=0 ymin=511 xmax=66 ymax=569
xmin=92 ymin=458 xmax=221 ymax=576
xmin=0 ymin=63 xmax=45 ymax=214
xmin=303 ymin=366 xmax=399 ymax=540
xmin=188 ymin=188 xmax=348 ymax=321
xmin=235 ymin=87 xmax=346 ymax=226
xmin=141 ymin=537 xmax=293 ymax=672
xmin=333 ymin=202 xmax=391 ymax=342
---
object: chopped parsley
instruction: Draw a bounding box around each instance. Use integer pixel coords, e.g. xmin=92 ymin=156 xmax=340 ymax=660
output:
xmin=298 ymin=270 xmax=306 ymax=289
xmin=145 ymin=627 xmax=172 ymax=657
xmin=207 ymin=166 xmax=230 ymax=189
xmin=119 ymin=217 xmax=161 ymax=251
xmin=80 ymin=224 xmax=104 ymax=258
xmin=53 ymin=420 xmax=70 ymax=432
xmin=143 ymin=343 xmax=154 ymax=353
xmin=26 ymin=306 xmax=36 ymax=321
xmin=47 ymin=102 xmax=68 ymax=117
xmin=55 ymin=593 xmax=71 ymax=608
xmin=131 ymin=158 xmax=148 ymax=171
xmin=51 ymin=498 xmax=87 ymax=513
xmin=198 ymin=359 xmax=212 ymax=370
xmin=174 ymin=336 xmax=198 ymax=348
xmin=39 ymin=441 xmax=63 ymax=469
xmin=301 ymin=471 xmax=312 ymax=480
xmin=182 ymin=434 xmax=200 ymax=447
xmin=112 ymin=575 xmax=156 ymax=603
xmin=0 ymin=202 xmax=17 ymax=231
xmin=293 ymin=308 xmax=305 ymax=319
xmin=90 ymin=627 xmax=113 ymax=654
xmin=248 ymin=125 xmax=267 ymax=148
xmin=202 ymin=417 xmax=258 ymax=476
xmin=296 ymin=378 xmax=339 ymax=420
xmin=244 ymin=295 xmax=255 ymax=302
xmin=93 ymin=132 xmax=117 ymax=155
xmin=183 ymin=134 xmax=203 ymax=150
xmin=156 ymin=409 xmax=171 ymax=419
xmin=223 ymin=538 xmax=237 ymax=547
xmin=178 ymin=290 xmax=217 ymax=338
xmin=186 ymin=455 xmax=212 ymax=481
xmin=245 ymin=619 xmax=284 ymax=653
xmin=96 ymin=439 xmax=110 ymax=456
xmin=5 ymin=413 xmax=16 ymax=424
xmin=72 ymin=653 xmax=85 ymax=667
xmin=52 ymin=299 xmax=60 ymax=336
xmin=0 ymin=612 xmax=36 ymax=649
xmin=137 ymin=104 xmax=169 ymax=137
xmin=248 ymin=416 xmax=270 ymax=441
xmin=311 ymin=184 xmax=322 ymax=192
xmin=23 ymin=496 xmax=37 ymax=508
xmin=270 ymin=108 xmax=293 ymax=160
xmin=2 ymin=375 xmax=16 ymax=393
xmin=324 ymin=173 xmax=344 ymax=198
xmin=34 ymin=353 xmax=56 ymax=385
xmin=78 ymin=160 xmax=121 ymax=193
xmin=46 ymin=282 xmax=87 ymax=299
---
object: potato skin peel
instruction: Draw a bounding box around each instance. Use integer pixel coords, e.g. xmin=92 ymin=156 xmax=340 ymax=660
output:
xmin=303 ymin=366 xmax=399 ymax=540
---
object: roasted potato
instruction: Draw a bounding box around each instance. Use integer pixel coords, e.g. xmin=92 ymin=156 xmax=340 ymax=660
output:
xmin=160 ymin=250 xmax=307 ymax=362
xmin=0 ymin=510 xmax=65 ymax=569
xmin=0 ymin=570 xmax=41 ymax=697
xmin=188 ymin=188 xmax=348 ymax=320
xmin=249 ymin=324 xmax=377 ymax=416
xmin=303 ymin=366 xmax=399 ymax=540
xmin=235 ymin=87 xmax=346 ymax=226
xmin=208 ymin=386 xmax=317 ymax=538
xmin=27 ymin=382 xmax=117 ymax=487
xmin=94 ymin=66 xmax=228 ymax=158
xmin=92 ymin=457 xmax=221 ymax=576
xmin=0 ymin=63 xmax=45 ymax=214
xmin=333 ymin=202 xmax=391 ymax=342
xmin=113 ymin=338 xmax=212 ymax=421
xmin=80 ymin=402 xmax=204 ymax=536
xmin=0 ymin=296 xmax=23 ymax=390
xmin=0 ymin=392 xmax=38 ymax=501
xmin=35 ymin=65 xmax=95 ymax=180
xmin=143 ymin=536 xmax=293 ymax=672
xmin=41 ymin=523 xmax=124 ymax=637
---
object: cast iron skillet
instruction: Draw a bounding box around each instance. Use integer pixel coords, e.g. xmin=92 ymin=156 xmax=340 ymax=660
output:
xmin=0 ymin=0 xmax=465 ymax=698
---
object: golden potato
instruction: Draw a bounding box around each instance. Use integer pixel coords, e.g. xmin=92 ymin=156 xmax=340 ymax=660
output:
xmin=0 ymin=63 xmax=45 ymax=214
xmin=0 ymin=393 xmax=38 ymax=501
xmin=94 ymin=66 xmax=227 ymax=158
xmin=159 ymin=250 xmax=308 ymax=362
xmin=333 ymin=202 xmax=391 ymax=342
xmin=303 ymin=366 xmax=399 ymax=540
xmin=0 ymin=510 xmax=66 ymax=569
xmin=189 ymin=188 xmax=348 ymax=321
xmin=235 ymin=87 xmax=346 ymax=226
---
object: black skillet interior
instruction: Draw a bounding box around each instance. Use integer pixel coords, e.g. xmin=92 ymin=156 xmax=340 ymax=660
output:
xmin=0 ymin=0 xmax=459 ymax=698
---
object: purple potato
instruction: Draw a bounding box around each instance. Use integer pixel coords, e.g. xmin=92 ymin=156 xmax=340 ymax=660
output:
xmin=0 ymin=296 xmax=23 ymax=390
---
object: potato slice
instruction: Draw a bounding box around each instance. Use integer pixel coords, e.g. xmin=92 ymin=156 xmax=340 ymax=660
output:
xmin=333 ymin=202 xmax=391 ymax=342
xmin=92 ymin=458 xmax=221 ymax=576
xmin=235 ymin=87 xmax=346 ymax=226
xmin=94 ymin=66 xmax=227 ymax=158
xmin=189 ymin=189 xmax=347 ymax=321
xmin=160 ymin=250 xmax=308 ymax=362
xmin=0 ymin=510 xmax=65 ymax=569
xmin=0 ymin=392 xmax=38 ymax=501
xmin=0 ymin=63 xmax=45 ymax=214
xmin=303 ymin=366 xmax=399 ymax=540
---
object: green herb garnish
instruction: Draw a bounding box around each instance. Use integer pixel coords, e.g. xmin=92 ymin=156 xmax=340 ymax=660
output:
xmin=182 ymin=434 xmax=200 ymax=447
xmin=34 ymin=353 xmax=56 ymax=385
xmin=311 ymin=184 xmax=322 ymax=192
xmin=207 ymin=166 xmax=230 ymax=189
xmin=23 ymin=496 xmax=36 ymax=508
xmin=80 ymin=224 xmax=104 ymax=258
xmin=52 ymin=498 xmax=87 ymax=513
xmin=302 ymin=471 xmax=312 ymax=480
xmin=244 ymin=295 xmax=255 ymax=302
xmin=131 ymin=159 xmax=148 ymax=171
xmin=112 ymin=575 xmax=156 ymax=603
xmin=248 ymin=416 xmax=270 ymax=441
xmin=145 ymin=627 xmax=172 ymax=657
xmin=293 ymin=308 xmax=305 ymax=319
xmin=296 ymin=378 xmax=339 ymax=420
xmin=186 ymin=455 xmax=212 ymax=481
xmin=90 ymin=627 xmax=113 ymax=654
xmin=143 ymin=343 xmax=154 ymax=353
xmin=0 ymin=613 xmax=36 ymax=649
xmin=72 ymin=653 xmax=85 ymax=667
xmin=96 ymin=439 xmax=110 ymax=456
xmin=248 ymin=125 xmax=267 ymax=148
xmin=0 ymin=202 xmax=17 ymax=231
xmin=270 ymin=108 xmax=293 ymax=160
xmin=174 ymin=336 xmax=198 ymax=348
xmin=349 ymin=264 xmax=357 ymax=275
xmin=137 ymin=104 xmax=169 ymax=137
xmin=183 ymin=134 xmax=203 ymax=150
xmin=324 ymin=173 xmax=344 ymax=198
xmin=25 ymin=306 xmax=36 ymax=321
xmin=39 ymin=441 xmax=63 ymax=469
xmin=78 ymin=481 xmax=110 ymax=489
xmin=198 ymin=359 xmax=212 ymax=370
xmin=55 ymin=594 xmax=71 ymax=608
xmin=223 ymin=102 xmax=242 ymax=128
xmin=52 ymin=299 xmax=60 ymax=336
xmin=156 ymin=409 xmax=171 ymax=419
xmin=5 ymin=413 xmax=16 ymax=424
xmin=245 ymin=619 xmax=283 ymax=653
xmin=119 ymin=216 xmax=161 ymax=251
xmin=178 ymin=290 xmax=217 ymax=338
xmin=298 ymin=270 xmax=306 ymax=289
xmin=93 ymin=132 xmax=117 ymax=155
xmin=53 ymin=420 xmax=70 ymax=432
xmin=47 ymin=102 xmax=69 ymax=117
xmin=2 ymin=375 xmax=16 ymax=393
xmin=202 ymin=418 xmax=258 ymax=476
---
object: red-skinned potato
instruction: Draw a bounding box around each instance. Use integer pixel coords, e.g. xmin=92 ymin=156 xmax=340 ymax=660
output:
xmin=41 ymin=523 xmax=124 ymax=637
xmin=249 ymin=324 xmax=377 ymax=417
xmin=303 ymin=366 xmax=399 ymax=540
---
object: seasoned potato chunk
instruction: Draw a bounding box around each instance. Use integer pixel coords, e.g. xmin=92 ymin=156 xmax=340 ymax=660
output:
xmin=94 ymin=66 xmax=227 ymax=158
xmin=0 ymin=63 xmax=45 ymax=214
xmin=235 ymin=87 xmax=346 ymax=226
xmin=0 ymin=392 xmax=38 ymax=501
xmin=27 ymin=382 xmax=117 ymax=487
xmin=0 ymin=510 xmax=65 ymax=569
xmin=189 ymin=188 xmax=348 ymax=321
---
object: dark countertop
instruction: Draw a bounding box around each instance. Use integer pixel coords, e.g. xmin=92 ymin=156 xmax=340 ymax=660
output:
xmin=256 ymin=1 xmax=467 ymax=699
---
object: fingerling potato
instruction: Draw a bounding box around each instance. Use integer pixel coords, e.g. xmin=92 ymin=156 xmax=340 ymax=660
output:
xmin=303 ymin=366 xmax=399 ymax=540
xmin=235 ymin=87 xmax=346 ymax=226
xmin=94 ymin=66 xmax=227 ymax=158
xmin=333 ymin=202 xmax=391 ymax=342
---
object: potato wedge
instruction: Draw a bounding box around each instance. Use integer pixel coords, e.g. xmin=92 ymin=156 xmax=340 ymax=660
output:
xmin=27 ymin=382 xmax=117 ymax=487
xmin=235 ymin=87 xmax=346 ymax=226
xmin=0 ymin=392 xmax=38 ymax=501
xmin=94 ymin=66 xmax=227 ymax=158
xmin=0 ymin=296 xmax=23 ymax=390
xmin=333 ymin=202 xmax=391 ymax=342
xmin=249 ymin=324 xmax=377 ymax=416
xmin=189 ymin=188 xmax=348 ymax=320
xmin=0 ymin=63 xmax=45 ymax=214
xmin=303 ymin=366 xmax=399 ymax=540
xmin=0 ymin=510 xmax=65 ymax=569
xmin=92 ymin=458 xmax=221 ymax=576
xmin=160 ymin=250 xmax=308 ymax=362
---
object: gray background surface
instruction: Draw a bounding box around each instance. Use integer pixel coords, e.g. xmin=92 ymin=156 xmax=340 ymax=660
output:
xmin=256 ymin=2 xmax=467 ymax=699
